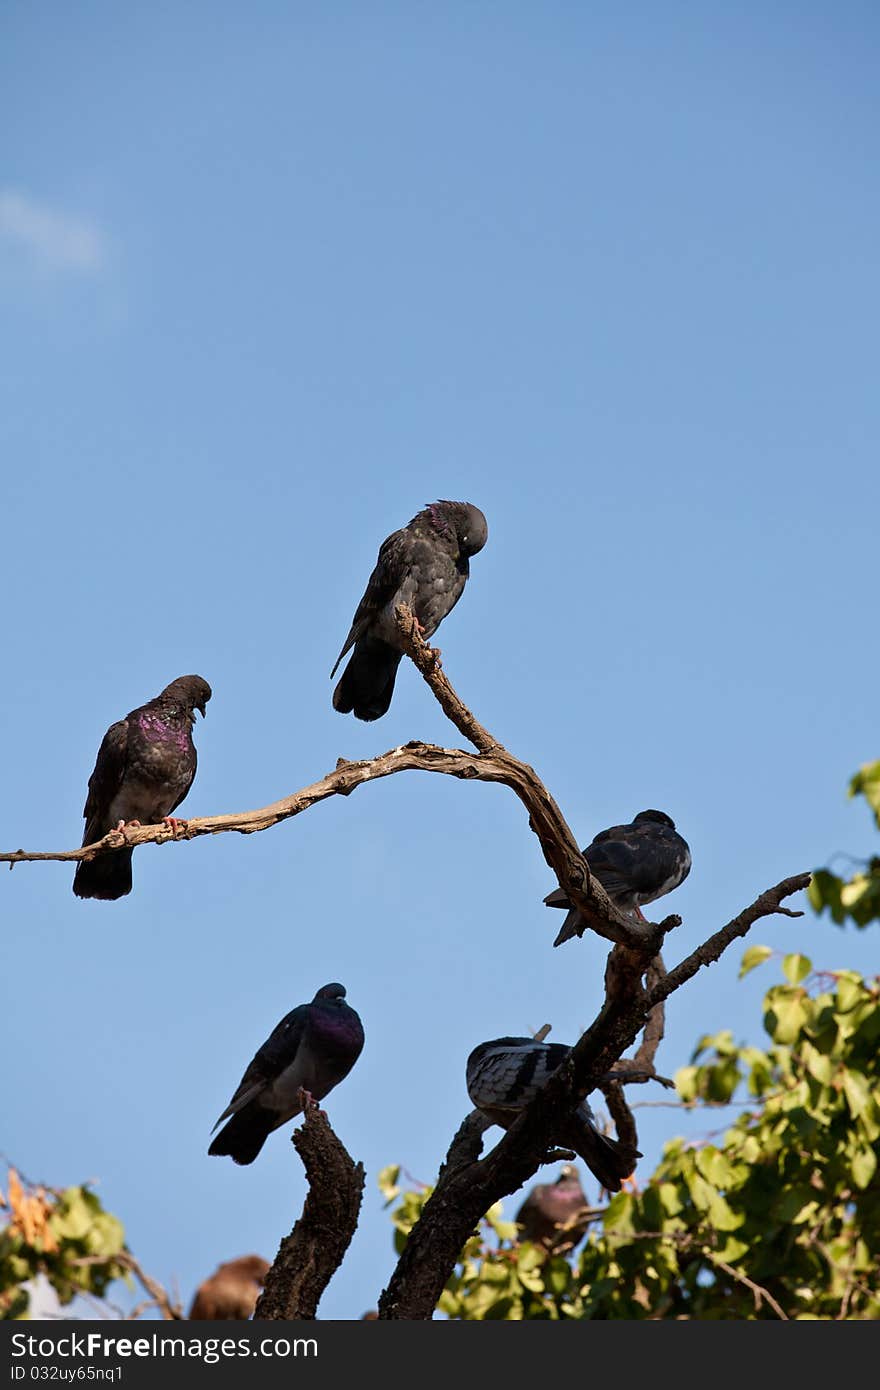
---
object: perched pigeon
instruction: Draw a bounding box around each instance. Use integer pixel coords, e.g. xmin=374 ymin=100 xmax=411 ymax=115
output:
xmin=466 ymin=1036 xmax=640 ymax=1192
xmin=72 ymin=674 xmax=212 ymax=901
xmin=545 ymin=809 xmax=691 ymax=946
xmin=515 ymin=1164 xmax=592 ymax=1250
xmin=188 ymin=1255 xmax=269 ymax=1320
xmin=209 ymin=983 xmax=365 ymax=1165
xmin=331 ymin=499 xmax=488 ymax=720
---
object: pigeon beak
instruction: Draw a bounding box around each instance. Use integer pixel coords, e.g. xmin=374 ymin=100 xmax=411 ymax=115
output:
xmin=196 ymin=702 xmax=207 ymax=718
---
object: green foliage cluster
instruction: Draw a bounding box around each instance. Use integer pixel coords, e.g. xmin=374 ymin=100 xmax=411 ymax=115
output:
xmin=382 ymin=958 xmax=880 ymax=1319
xmin=810 ymin=760 xmax=880 ymax=929
xmin=0 ymin=1177 xmax=128 ymax=1320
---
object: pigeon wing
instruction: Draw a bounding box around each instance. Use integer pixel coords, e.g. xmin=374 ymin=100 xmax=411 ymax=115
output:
xmin=81 ymin=718 xmax=130 ymax=844
xmin=211 ymin=1004 xmax=309 ymax=1130
xmin=588 ymin=824 xmax=681 ymax=899
xmin=330 ymin=526 xmax=413 ymax=677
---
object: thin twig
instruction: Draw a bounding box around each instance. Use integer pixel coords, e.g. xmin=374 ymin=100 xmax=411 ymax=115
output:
xmin=704 ymin=1254 xmax=789 ymax=1321
xmin=73 ymin=1251 xmax=183 ymax=1320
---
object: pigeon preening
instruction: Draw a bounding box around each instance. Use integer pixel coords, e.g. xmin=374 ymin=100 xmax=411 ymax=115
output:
xmin=515 ymin=1164 xmax=592 ymax=1251
xmin=466 ymin=1037 xmax=641 ymax=1193
xmin=188 ymin=1255 xmax=269 ymax=1320
xmin=208 ymin=983 xmax=365 ymax=1165
xmin=545 ymin=809 xmax=691 ymax=947
xmin=72 ymin=674 xmax=212 ymax=901
xmin=331 ymin=499 xmax=488 ymax=721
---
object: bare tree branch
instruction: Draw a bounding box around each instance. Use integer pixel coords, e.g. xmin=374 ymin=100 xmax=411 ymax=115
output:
xmin=703 ymin=1252 xmax=789 ymax=1320
xmin=253 ymin=1095 xmax=364 ymax=1321
xmin=2 ymin=608 xmax=813 ymax=1322
xmin=378 ymin=871 xmax=809 ymax=1319
xmin=1 ymin=613 xmax=662 ymax=954
xmin=72 ymin=1251 xmax=183 ymax=1321
xmin=643 ymin=875 xmax=811 ymax=1011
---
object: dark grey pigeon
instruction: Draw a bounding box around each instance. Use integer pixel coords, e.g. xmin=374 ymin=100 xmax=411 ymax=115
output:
xmin=331 ymin=499 xmax=488 ymax=720
xmin=208 ymin=983 xmax=365 ymax=1165
xmin=72 ymin=674 xmax=211 ymax=901
xmin=545 ymin=809 xmax=691 ymax=947
xmin=466 ymin=1036 xmax=641 ymax=1193
xmin=515 ymin=1164 xmax=592 ymax=1250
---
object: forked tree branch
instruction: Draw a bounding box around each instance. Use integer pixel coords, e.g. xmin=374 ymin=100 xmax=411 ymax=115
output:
xmin=377 ymin=871 xmax=810 ymax=1319
xmin=3 ymin=606 xmax=812 ymax=1321
xmin=1 ymin=609 xmax=660 ymax=951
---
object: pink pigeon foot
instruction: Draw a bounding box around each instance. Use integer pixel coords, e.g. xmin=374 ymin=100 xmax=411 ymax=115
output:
xmin=112 ymin=819 xmax=142 ymax=843
xmin=298 ymin=1088 xmax=327 ymax=1117
xmin=161 ymin=816 xmax=188 ymax=838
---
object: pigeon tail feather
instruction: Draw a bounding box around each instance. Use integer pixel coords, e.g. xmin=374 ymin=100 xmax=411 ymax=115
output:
xmin=564 ymin=1120 xmax=640 ymax=1193
xmin=72 ymin=848 xmax=133 ymax=901
xmin=332 ymin=638 xmax=402 ymax=721
xmin=208 ymin=1110 xmax=273 ymax=1166
xmin=552 ymin=908 xmax=583 ymax=946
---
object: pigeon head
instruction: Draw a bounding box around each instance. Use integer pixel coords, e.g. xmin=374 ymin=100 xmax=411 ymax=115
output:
xmin=160 ymin=675 xmax=212 ymax=718
xmin=556 ymin=1164 xmax=580 ymax=1184
xmin=633 ymin=809 xmax=675 ymax=830
xmin=425 ymin=500 xmax=488 ymax=557
xmin=313 ymin=982 xmax=348 ymax=1004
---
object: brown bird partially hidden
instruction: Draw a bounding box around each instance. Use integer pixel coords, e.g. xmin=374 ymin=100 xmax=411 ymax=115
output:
xmin=515 ymin=1165 xmax=594 ymax=1252
xmin=188 ymin=1255 xmax=269 ymax=1320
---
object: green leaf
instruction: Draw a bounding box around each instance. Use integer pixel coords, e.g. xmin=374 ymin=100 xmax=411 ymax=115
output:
xmin=377 ymin=1164 xmax=401 ymax=1203
xmin=84 ymin=1212 xmax=125 ymax=1258
xmin=851 ymin=1144 xmax=877 ymax=1190
xmin=436 ymin=1288 xmax=462 ymax=1317
xmin=783 ymin=954 xmax=812 ymax=986
xmin=740 ymin=945 xmax=773 ymax=979
xmin=765 ymin=992 xmax=808 ymax=1044
xmin=707 ymin=1191 xmax=743 ymax=1231
xmin=50 ymin=1190 xmax=94 ymax=1241
xmin=695 ymin=1147 xmax=737 ymax=1189
xmin=658 ymin=1183 xmax=684 ymax=1217
xmin=808 ymin=870 xmax=846 ymax=925
xmin=841 ymin=1069 xmax=871 ymax=1120
xmin=603 ymin=1191 xmax=635 ymax=1234
xmin=849 ymin=760 xmax=880 ymax=822
xmin=675 ymin=1065 xmax=698 ymax=1102
xmin=546 ymin=1257 xmax=572 ymax=1296
xmin=836 ymin=973 xmax=865 ymax=1014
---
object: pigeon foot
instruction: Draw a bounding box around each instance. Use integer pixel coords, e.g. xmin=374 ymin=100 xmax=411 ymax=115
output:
xmin=112 ymin=819 xmax=142 ymax=844
xmin=161 ymin=816 xmax=188 ymax=839
xmin=298 ymin=1088 xmax=327 ymax=1117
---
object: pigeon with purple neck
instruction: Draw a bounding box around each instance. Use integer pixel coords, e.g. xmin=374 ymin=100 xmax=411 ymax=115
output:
xmin=209 ymin=984 xmax=365 ymax=1165
xmin=73 ymin=674 xmax=211 ymax=901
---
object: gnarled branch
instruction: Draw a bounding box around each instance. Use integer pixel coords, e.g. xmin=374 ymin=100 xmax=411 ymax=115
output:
xmin=378 ymin=871 xmax=809 ymax=1319
xmin=3 ymin=605 xmax=812 ymax=1321
xmin=2 ymin=612 xmax=660 ymax=953
xmin=253 ymin=1096 xmax=364 ymax=1321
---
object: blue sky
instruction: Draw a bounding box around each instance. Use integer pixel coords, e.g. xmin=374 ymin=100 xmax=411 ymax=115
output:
xmin=2 ymin=3 xmax=878 ymax=1320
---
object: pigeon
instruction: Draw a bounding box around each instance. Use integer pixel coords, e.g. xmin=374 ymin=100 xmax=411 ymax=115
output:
xmin=188 ymin=1255 xmax=269 ymax=1320
xmin=545 ymin=809 xmax=691 ymax=946
xmin=466 ymin=1036 xmax=641 ymax=1193
xmin=72 ymin=674 xmax=212 ymax=901
xmin=515 ymin=1164 xmax=592 ymax=1251
xmin=331 ymin=500 xmax=488 ymax=720
xmin=208 ymin=983 xmax=365 ymax=1165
